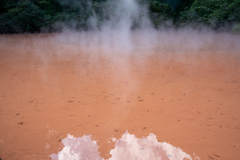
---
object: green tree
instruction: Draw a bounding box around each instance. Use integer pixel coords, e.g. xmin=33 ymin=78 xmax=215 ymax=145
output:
xmin=179 ymin=0 xmax=240 ymax=29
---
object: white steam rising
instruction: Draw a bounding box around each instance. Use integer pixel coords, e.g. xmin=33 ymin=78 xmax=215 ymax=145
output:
xmin=54 ymin=0 xmax=240 ymax=55
xmin=56 ymin=0 xmax=155 ymax=51
xmin=101 ymin=0 xmax=152 ymax=30
xmin=50 ymin=135 xmax=102 ymax=160
xmin=51 ymin=132 xmax=197 ymax=160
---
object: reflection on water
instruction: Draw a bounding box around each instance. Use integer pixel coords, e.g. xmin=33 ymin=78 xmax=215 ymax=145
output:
xmin=51 ymin=131 xmax=199 ymax=160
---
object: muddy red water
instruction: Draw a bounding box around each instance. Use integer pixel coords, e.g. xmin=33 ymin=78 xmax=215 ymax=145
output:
xmin=0 ymin=32 xmax=240 ymax=160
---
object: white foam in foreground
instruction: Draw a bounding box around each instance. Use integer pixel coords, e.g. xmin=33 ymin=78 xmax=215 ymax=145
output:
xmin=51 ymin=131 xmax=199 ymax=160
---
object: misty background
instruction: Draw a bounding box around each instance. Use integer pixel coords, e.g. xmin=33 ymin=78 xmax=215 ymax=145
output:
xmin=0 ymin=0 xmax=239 ymax=33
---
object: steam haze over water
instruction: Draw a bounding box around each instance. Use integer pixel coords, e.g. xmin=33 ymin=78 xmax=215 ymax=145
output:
xmin=0 ymin=0 xmax=240 ymax=160
xmin=54 ymin=0 xmax=240 ymax=55
xmin=47 ymin=0 xmax=240 ymax=159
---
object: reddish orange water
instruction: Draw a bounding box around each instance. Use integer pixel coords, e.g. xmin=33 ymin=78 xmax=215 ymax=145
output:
xmin=0 ymin=33 xmax=240 ymax=160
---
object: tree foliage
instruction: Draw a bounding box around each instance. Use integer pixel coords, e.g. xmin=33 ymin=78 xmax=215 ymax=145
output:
xmin=179 ymin=0 xmax=240 ymax=29
xmin=0 ymin=0 xmax=239 ymax=33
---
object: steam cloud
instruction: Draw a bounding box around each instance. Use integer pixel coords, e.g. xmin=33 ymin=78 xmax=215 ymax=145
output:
xmin=55 ymin=0 xmax=155 ymax=51
xmin=51 ymin=132 xmax=196 ymax=160
xmin=54 ymin=0 xmax=240 ymax=55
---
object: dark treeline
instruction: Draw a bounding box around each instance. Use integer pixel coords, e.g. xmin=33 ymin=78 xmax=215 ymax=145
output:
xmin=0 ymin=0 xmax=239 ymax=33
